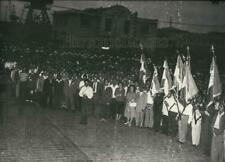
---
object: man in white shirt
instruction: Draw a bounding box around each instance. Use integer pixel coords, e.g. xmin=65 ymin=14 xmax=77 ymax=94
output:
xmin=109 ymin=80 xmax=118 ymax=119
xmin=144 ymin=86 xmax=154 ymax=128
xmin=188 ymin=101 xmax=202 ymax=146
xmin=92 ymin=77 xmax=103 ymax=117
xmin=19 ymin=68 xmax=28 ymax=100
xmin=178 ymin=99 xmax=192 ymax=143
xmin=161 ymin=91 xmax=175 ymax=135
xmin=167 ymin=91 xmax=180 ymax=138
xmin=79 ymin=74 xmax=87 ymax=89
xmin=79 ymin=79 xmax=94 ymax=125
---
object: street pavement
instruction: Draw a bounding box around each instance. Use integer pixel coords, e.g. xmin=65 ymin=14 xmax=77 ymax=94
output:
xmin=0 ymin=85 xmax=210 ymax=162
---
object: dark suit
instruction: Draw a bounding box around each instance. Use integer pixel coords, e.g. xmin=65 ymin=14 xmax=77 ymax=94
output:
xmin=53 ymin=79 xmax=63 ymax=109
xmin=43 ymin=77 xmax=53 ymax=108
xmin=64 ymin=79 xmax=76 ymax=111
xmin=153 ymin=93 xmax=163 ymax=131
xmin=200 ymin=104 xmax=218 ymax=154
xmin=211 ymin=111 xmax=225 ymax=162
xmin=99 ymin=86 xmax=112 ymax=119
xmin=92 ymin=81 xmax=103 ymax=117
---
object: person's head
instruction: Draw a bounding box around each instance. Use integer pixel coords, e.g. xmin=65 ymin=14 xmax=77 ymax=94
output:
xmin=83 ymin=74 xmax=87 ymax=80
xmin=118 ymin=82 xmax=123 ymax=89
xmin=84 ymin=79 xmax=89 ymax=86
xmin=112 ymin=80 xmax=116 ymax=86
xmin=68 ymin=73 xmax=73 ymax=80
xmin=73 ymin=73 xmax=77 ymax=79
xmin=129 ymin=85 xmax=135 ymax=93
xmin=167 ymin=90 xmax=172 ymax=98
xmin=104 ymin=79 xmax=109 ymax=85
xmin=139 ymin=84 xmax=144 ymax=92
xmin=218 ymin=102 xmax=224 ymax=114
xmin=93 ymin=77 xmax=97 ymax=82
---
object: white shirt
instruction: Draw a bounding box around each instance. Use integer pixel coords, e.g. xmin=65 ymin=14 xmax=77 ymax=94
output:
xmin=146 ymin=91 xmax=154 ymax=105
xmin=214 ymin=112 xmax=224 ymax=129
xmin=182 ymin=103 xmax=193 ymax=116
xmin=124 ymin=86 xmax=128 ymax=96
xmin=69 ymin=79 xmax=72 ymax=86
xmin=189 ymin=109 xmax=202 ymax=126
xmin=110 ymin=84 xmax=118 ymax=98
xmin=93 ymin=82 xmax=98 ymax=93
xmin=43 ymin=75 xmax=48 ymax=80
xmin=79 ymin=86 xmax=93 ymax=99
xmin=20 ymin=72 xmax=28 ymax=82
xmin=79 ymin=80 xmax=85 ymax=89
xmin=162 ymin=95 xmax=177 ymax=116
xmin=104 ymin=84 xmax=110 ymax=90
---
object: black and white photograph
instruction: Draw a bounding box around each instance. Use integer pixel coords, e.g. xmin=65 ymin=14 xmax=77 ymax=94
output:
xmin=0 ymin=0 xmax=225 ymax=161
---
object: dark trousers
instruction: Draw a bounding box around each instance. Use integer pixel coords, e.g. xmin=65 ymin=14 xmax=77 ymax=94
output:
xmin=100 ymin=103 xmax=110 ymax=119
xmin=116 ymin=101 xmax=125 ymax=115
xmin=161 ymin=115 xmax=169 ymax=135
xmin=20 ymin=81 xmax=27 ymax=100
xmin=53 ymin=93 xmax=63 ymax=109
xmin=37 ymin=91 xmax=43 ymax=107
xmin=74 ymin=92 xmax=79 ymax=111
xmin=43 ymin=92 xmax=53 ymax=108
xmin=110 ymin=98 xmax=117 ymax=119
xmin=168 ymin=111 xmax=178 ymax=137
xmin=80 ymin=97 xmax=91 ymax=124
xmin=0 ymin=102 xmax=3 ymax=124
xmin=92 ymin=95 xmax=99 ymax=116
xmin=211 ymin=133 xmax=224 ymax=162
xmin=200 ymin=117 xmax=213 ymax=155
xmin=154 ymin=106 xmax=162 ymax=131
xmin=77 ymin=96 xmax=82 ymax=112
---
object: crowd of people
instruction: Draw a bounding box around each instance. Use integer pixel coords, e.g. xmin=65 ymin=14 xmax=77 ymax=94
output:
xmin=1 ymin=41 xmax=225 ymax=162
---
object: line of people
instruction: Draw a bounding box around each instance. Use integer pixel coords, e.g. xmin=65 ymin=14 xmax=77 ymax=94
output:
xmin=8 ymin=64 xmax=225 ymax=162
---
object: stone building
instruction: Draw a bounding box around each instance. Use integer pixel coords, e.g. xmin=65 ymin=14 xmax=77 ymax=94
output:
xmin=53 ymin=5 xmax=158 ymax=48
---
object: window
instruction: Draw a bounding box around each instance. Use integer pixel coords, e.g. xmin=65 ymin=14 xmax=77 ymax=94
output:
xmin=124 ymin=20 xmax=130 ymax=35
xmin=141 ymin=23 xmax=149 ymax=34
xmin=80 ymin=15 xmax=90 ymax=27
xmin=105 ymin=18 xmax=112 ymax=32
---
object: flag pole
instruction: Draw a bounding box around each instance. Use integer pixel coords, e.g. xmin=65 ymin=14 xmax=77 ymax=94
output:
xmin=186 ymin=46 xmax=190 ymax=64
xmin=211 ymin=45 xmax=215 ymax=57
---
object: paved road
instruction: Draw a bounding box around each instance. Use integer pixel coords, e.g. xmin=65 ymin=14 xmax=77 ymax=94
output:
xmin=0 ymin=79 xmax=210 ymax=162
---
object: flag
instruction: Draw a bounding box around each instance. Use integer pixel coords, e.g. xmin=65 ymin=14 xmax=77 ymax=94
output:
xmin=181 ymin=62 xmax=198 ymax=103
xmin=151 ymin=65 xmax=160 ymax=96
xmin=139 ymin=43 xmax=147 ymax=83
xmin=173 ymin=55 xmax=184 ymax=91
xmin=207 ymin=56 xmax=222 ymax=107
xmin=140 ymin=53 xmax=146 ymax=73
xmin=161 ymin=60 xmax=172 ymax=96
xmin=186 ymin=46 xmax=191 ymax=67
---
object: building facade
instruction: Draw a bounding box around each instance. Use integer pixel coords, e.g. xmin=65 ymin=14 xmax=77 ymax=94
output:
xmin=53 ymin=5 xmax=158 ymax=49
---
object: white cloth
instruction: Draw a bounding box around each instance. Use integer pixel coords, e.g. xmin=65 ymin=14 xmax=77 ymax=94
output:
xmin=104 ymin=85 xmax=110 ymax=90
xmin=93 ymin=82 xmax=98 ymax=93
xmin=110 ymin=85 xmax=118 ymax=98
xmin=162 ymin=95 xmax=177 ymax=116
xmin=189 ymin=109 xmax=202 ymax=146
xmin=182 ymin=103 xmax=193 ymax=116
xmin=43 ymin=75 xmax=48 ymax=80
xmin=214 ymin=112 xmax=225 ymax=129
xmin=124 ymin=86 xmax=128 ymax=96
xmin=11 ymin=69 xmax=16 ymax=82
xmin=146 ymin=91 xmax=154 ymax=105
xmin=19 ymin=72 xmax=28 ymax=82
xmin=69 ymin=79 xmax=72 ymax=87
xmin=79 ymin=80 xmax=85 ymax=89
xmin=79 ymin=86 xmax=93 ymax=99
